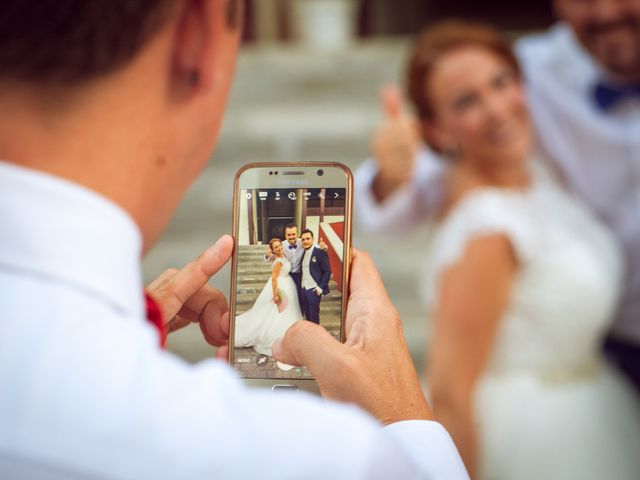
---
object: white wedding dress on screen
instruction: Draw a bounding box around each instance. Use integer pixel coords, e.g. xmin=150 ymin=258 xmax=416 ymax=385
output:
xmin=235 ymin=257 xmax=302 ymax=356
xmin=422 ymin=162 xmax=640 ymax=479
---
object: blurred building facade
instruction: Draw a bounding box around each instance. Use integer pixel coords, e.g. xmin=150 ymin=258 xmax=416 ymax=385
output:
xmin=242 ymin=0 xmax=553 ymax=45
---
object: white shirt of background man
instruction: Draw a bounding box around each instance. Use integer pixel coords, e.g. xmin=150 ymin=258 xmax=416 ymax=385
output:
xmin=301 ymin=247 xmax=321 ymax=293
xmin=283 ymin=238 xmax=305 ymax=273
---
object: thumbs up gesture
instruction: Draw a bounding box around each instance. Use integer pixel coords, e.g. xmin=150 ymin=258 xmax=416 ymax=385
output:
xmin=371 ymin=85 xmax=421 ymax=201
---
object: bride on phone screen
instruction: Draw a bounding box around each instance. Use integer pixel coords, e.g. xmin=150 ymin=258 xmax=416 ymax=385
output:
xmin=235 ymin=238 xmax=302 ymax=356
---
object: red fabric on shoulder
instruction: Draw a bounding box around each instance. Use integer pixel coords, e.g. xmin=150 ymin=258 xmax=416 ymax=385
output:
xmin=144 ymin=291 xmax=166 ymax=348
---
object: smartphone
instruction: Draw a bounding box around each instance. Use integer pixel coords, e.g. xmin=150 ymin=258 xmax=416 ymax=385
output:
xmin=229 ymin=162 xmax=353 ymax=394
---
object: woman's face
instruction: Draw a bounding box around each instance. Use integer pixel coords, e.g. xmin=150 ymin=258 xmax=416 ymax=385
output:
xmin=272 ymin=240 xmax=283 ymax=256
xmin=426 ymin=46 xmax=532 ymax=167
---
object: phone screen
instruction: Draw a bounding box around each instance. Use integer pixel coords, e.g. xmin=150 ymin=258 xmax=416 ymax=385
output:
xmin=231 ymin=174 xmax=349 ymax=381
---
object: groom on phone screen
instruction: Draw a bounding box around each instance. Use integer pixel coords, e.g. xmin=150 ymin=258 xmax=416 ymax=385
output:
xmin=300 ymin=229 xmax=331 ymax=325
xmin=265 ymin=223 xmax=305 ymax=314
xmin=266 ymin=223 xmax=326 ymax=317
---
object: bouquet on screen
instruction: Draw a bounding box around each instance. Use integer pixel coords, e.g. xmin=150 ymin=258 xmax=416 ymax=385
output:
xmin=275 ymin=289 xmax=288 ymax=313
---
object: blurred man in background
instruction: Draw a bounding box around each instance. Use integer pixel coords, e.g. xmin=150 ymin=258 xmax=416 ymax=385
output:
xmin=356 ymin=0 xmax=640 ymax=392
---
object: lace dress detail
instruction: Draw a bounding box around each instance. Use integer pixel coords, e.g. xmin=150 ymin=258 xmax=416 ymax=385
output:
xmin=422 ymin=162 xmax=640 ymax=479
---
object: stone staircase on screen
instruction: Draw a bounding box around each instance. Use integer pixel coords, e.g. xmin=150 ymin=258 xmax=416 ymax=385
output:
xmin=233 ymin=244 xmax=343 ymax=379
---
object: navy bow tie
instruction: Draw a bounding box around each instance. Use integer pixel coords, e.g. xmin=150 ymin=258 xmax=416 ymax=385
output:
xmin=593 ymin=81 xmax=640 ymax=111
xmin=288 ymin=244 xmax=297 ymax=250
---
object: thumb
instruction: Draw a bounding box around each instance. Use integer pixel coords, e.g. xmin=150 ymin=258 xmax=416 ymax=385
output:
xmin=156 ymin=235 xmax=234 ymax=320
xmin=272 ymin=321 xmax=344 ymax=373
xmin=380 ymin=85 xmax=405 ymax=119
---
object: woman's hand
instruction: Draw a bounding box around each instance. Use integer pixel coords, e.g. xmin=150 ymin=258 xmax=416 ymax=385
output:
xmin=271 ymin=262 xmax=282 ymax=306
xmin=371 ymin=86 xmax=421 ymax=202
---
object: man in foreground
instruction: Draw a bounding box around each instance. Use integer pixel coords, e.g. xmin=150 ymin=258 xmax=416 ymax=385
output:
xmin=0 ymin=1 xmax=467 ymax=478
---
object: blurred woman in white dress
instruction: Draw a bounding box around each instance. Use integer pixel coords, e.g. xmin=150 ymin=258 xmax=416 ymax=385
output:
xmin=235 ymin=238 xmax=302 ymax=356
xmin=411 ymin=21 xmax=640 ymax=479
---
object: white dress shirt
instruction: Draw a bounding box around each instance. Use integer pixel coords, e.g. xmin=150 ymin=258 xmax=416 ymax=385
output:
xmin=266 ymin=239 xmax=325 ymax=274
xmin=283 ymin=238 xmax=305 ymax=273
xmin=301 ymin=246 xmax=321 ymax=291
xmin=0 ymin=161 xmax=467 ymax=479
xmin=355 ymin=22 xmax=640 ymax=346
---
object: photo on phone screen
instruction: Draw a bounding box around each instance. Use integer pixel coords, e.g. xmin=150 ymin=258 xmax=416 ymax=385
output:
xmin=232 ymin=186 xmax=346 ymax=380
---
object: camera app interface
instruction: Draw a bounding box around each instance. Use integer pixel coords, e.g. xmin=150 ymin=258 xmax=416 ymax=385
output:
xmin=234 ymin=187 xmax=346 ymax=379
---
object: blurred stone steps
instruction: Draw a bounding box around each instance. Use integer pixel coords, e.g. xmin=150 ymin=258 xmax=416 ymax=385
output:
xmin=235 ymin=245 xmax=343 ymax=339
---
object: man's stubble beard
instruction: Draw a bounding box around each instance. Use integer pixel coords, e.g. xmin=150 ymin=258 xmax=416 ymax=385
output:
xmin=583 ymin=18 xmax=640 ymax=79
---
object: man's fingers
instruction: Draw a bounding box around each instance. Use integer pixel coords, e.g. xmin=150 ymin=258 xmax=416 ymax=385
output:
xmin=146 ymin=267 xmax=177 ymax=292
xmin=164 ymin=285 xmax=228 ymax=345
xmin=215 ymin=344 xmax=229 ymax=361
xmin=348 ymin=249 xmax=389 ymax=299
xmin=161 ymin=235 xmax=233 ymax=319
xmin=343 ymin=249 xmax=400 ymax=342
xmin=166 ymin=314 xmax=192 ymax=333
xmin=272 ymin=320 xmax=345 ymax=374
xmin=177 ymin=285 xmax=228 ymax=323
xmin=200 ymin=310 xmax=229 ymax=347
xmin=380 ymin=85 xmax=404 ymax=119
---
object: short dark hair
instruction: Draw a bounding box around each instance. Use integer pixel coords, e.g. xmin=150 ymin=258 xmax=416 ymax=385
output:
xmin=284 ymin=223 xmax=298 ymax=233
xmin=0 ymin=0 xmax=241 ymax=86
xmin=300 ymin=229 xmax=314 ymax=239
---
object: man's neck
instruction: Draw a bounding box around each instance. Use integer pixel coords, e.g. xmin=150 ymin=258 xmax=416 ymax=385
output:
xmin=0 ymin=80 xmax=169 ymax=252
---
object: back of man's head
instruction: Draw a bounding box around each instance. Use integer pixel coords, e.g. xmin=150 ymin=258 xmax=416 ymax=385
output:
xmin=0 ymin=0 xmax=243 ymax=252
xmin=0 ymin=1 xmax=175 ymax=86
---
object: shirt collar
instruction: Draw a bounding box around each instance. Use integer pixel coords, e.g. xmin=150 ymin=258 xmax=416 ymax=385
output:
xmin=0 ymin=161 xmax=144 ymax=319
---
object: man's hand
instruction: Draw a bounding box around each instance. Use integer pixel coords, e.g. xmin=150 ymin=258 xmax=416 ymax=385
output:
xmin=315 ymin=287 xmax=323 ymax=296
xmin=146 ymin=235 xmax=234 ymax=360
xmin=371 ymin=85 xmax=421 ymax=202
xmin=272 ymin=249 xmax=433 ymax=425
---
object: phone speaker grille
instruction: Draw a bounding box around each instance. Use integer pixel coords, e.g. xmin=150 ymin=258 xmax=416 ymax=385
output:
xmin=282 ymin=171 xmax=304 ymax=176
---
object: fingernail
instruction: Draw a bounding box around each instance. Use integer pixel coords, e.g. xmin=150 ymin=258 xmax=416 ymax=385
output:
xmin=212 ymin=234 xmax=233 ymax=250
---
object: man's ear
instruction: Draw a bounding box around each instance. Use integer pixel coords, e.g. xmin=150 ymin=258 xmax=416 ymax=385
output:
xmin=170 ymin=0 xmax=237 ymax=99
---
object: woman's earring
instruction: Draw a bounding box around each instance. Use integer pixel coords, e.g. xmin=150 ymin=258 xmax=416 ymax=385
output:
xmin=442 ymin=142 xmax=460 ymax=160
